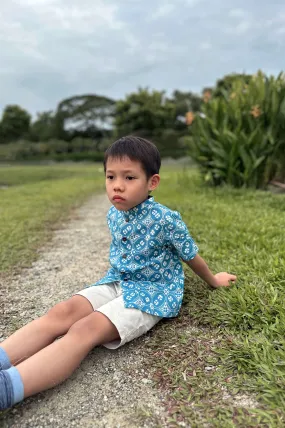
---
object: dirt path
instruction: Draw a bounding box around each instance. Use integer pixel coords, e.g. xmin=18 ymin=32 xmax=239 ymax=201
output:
xmin=0 ymin=194 xmax=166 ymax=428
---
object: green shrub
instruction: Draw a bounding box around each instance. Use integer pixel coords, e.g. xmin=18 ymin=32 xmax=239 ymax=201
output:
xmin=0 ymin=139 xmax=105 ymax=162
xmin=190 ymin=71 xmax=285 ymax=188
xmin=47 ymin=139 xmax=69 ymax=154
xmin=52 ymin=152 xmax=104 ymax=162
xmin=156 ymin=128 xmax=188 ymax=158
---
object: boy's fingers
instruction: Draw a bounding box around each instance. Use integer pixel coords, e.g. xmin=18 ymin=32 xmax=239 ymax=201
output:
xmin=229 ymin=274 xmax=237 ymax=282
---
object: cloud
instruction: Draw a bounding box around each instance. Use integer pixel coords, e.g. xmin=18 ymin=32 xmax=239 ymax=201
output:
xmin=229 ymin=8 xmax=245 ymax=18
xmin=151 ymin=3 xmax=175 ymax=20
xmin=227 ymin=20 xmax=251 ymax=35
xmin=0 ymin=0 xmax=285 ymax=115
xmin=200 ymin=42 xmax=212 ymax=50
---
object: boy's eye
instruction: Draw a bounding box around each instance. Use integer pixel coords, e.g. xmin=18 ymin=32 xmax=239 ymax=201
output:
xmin=106 ymin=175 xmax=135 ymax=180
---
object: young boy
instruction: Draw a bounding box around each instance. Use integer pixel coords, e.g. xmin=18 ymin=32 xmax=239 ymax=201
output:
xmin=0 ymin=136 xmax=237 ymax=410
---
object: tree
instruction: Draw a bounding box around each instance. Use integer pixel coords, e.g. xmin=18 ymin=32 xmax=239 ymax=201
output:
xmin=114 ymin=88 xmax=188 ymax=157
xmin=114 ymin=88 xmax=176 ymax=138
xmin=170 ymin=90 xmax=202 ymax=115
xmin=0 ymin=105 xmax=31 ymax=143
xmin=54 ymin=94 xmax=115 ymax=140
xmin=29 ymin=111 xmax=56 ymax=142
xmin=0 ymin=123 xmax=4 ymax=144
xmin=168 ymin=90 xmax=202 ymax=131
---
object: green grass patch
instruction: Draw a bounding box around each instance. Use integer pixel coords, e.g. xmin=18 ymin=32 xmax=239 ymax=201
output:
xmin=0 ymin=164 xmax=105 ymax=273
xmin=146 ymin=167 xmax=285 ymax=426
xmin=0 ymin=164 xmax=102 ymax=186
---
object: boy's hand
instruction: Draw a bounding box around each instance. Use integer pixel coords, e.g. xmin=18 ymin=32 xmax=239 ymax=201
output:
xmin=185 ymin=255 xmax=237 ymax=289
xmin=213 ymin=272 xmax=237 ymax=288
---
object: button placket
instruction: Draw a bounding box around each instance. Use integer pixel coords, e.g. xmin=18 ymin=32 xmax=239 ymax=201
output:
xmin=120 ymin=270 xmax=128 ymax=282
xmin=121 ymin=233 xmax=128 ymax=262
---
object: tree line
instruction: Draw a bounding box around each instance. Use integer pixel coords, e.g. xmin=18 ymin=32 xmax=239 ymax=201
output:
xmin=0 ymin=73 xmax=247 ymax=158
xmin=0 ymin=89 xmax=203 ymax=145
xmin=1 ymin=71 xmax=284 ymax=188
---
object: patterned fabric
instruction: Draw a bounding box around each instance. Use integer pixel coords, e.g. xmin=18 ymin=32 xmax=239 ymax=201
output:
xmin=89 ymin=196 xmax=198 ymax=317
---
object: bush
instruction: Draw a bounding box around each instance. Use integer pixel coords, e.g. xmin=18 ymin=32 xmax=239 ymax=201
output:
xmin=0 ymin=139 xmax=105 ymax=162
xmin=157 ymin=128 xmax=188 ymax=158
xmin=52 ymin=152 xmax=104 ymax=162
xmin=190 ymin=71 xmax=285 ymax=188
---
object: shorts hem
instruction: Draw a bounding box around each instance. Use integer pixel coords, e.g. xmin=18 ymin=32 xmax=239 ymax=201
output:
xmin=96 ymin=309 xmax=138 ymax=349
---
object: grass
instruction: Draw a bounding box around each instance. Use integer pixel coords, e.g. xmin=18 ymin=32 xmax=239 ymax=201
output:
xmin=144 ymin=166 xmax=285 ymax=426
xmin=0 ymin=164 xmax=101 ymax=186
xmin=1 ymin=163 xmax=285 ymax=426
xmin=0 ymin=164 xmax=105 ymax=274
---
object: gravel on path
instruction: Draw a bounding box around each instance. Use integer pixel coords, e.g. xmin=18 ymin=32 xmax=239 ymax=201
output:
xmin=0 ymin=194 xmax=167 ymax=428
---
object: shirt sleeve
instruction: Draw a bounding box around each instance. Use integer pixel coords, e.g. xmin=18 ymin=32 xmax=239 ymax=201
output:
xmin=165 ymin=210 xmax=199 ymax=261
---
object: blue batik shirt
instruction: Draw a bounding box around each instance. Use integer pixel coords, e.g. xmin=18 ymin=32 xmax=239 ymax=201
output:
xmin=90 ymin=196 xmax=199 ymax=317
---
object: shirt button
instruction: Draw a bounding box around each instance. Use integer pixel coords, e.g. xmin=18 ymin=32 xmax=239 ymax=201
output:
xmin=122 ymin=237 xmax=127 ymax=242
xmin=123 ymin=278 xmax=128 ymax=281
xmin=125 ymin=218 xmax=129 ymax=223
xmin=122 ymin=254 xmax=127 ymax=259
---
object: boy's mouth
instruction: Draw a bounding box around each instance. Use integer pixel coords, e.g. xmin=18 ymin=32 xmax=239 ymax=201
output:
xmin=113 ymin=195 xmax=125 ymax=201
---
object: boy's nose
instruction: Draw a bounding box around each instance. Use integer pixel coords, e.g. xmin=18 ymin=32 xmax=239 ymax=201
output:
xmin=113 ymin=180 xmax=124 ymax=191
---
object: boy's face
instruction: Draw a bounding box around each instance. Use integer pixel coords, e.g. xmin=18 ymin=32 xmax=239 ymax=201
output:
xmin=105 ymin=156 xmax=160 ymax=211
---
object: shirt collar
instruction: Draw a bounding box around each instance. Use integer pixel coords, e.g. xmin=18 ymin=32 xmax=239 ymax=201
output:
xmin=122 ymin=196 xmax=154 ymax=219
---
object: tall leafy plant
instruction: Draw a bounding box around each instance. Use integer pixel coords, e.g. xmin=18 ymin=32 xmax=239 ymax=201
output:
xmin=190 ymin=72 xmax=285 ymax=188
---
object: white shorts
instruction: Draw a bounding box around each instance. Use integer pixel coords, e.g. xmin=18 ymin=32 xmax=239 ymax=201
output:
xmin=75 ymin=282 xmax=162 ymax=349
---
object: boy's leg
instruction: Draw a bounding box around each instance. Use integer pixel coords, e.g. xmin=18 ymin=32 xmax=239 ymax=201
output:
xmin=16 ymin=311 xmax=119 ymax=398
xmin=1 ymin=295 xmax=93 ymax=366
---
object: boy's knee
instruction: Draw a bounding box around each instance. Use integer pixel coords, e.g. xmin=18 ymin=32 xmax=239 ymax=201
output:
xmin=46 ymin=301 xmax=74 ymax=323
xmin=67 ymin=312 xmax=119 ymax=346
xmin=68 ymin=316 xmax=95 ymax=338
xmin=45 ymin=296 xmax=92 ymax=326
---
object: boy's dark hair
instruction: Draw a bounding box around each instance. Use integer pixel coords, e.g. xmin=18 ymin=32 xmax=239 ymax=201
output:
xmin=104 ymin=136 xmax=161 ymax=179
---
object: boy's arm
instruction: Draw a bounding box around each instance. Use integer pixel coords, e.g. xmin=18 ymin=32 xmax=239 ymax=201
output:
xmin=183 ymin=254 xmax=237 ymax=288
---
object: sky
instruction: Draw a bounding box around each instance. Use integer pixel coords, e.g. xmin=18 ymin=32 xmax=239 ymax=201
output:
xmin=1 ymin=0 xmax=285 ymax=116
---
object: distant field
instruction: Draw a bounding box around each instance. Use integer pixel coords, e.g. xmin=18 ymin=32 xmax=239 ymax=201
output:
xmin=0 ymin=164 xmax=104 ymax=273
xmin=0 ymin=164 xmax=104 ymax=186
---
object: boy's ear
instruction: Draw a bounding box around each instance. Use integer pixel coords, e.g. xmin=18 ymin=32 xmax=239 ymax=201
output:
xmin=148 ymin=174 xmax=160 ymax=191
